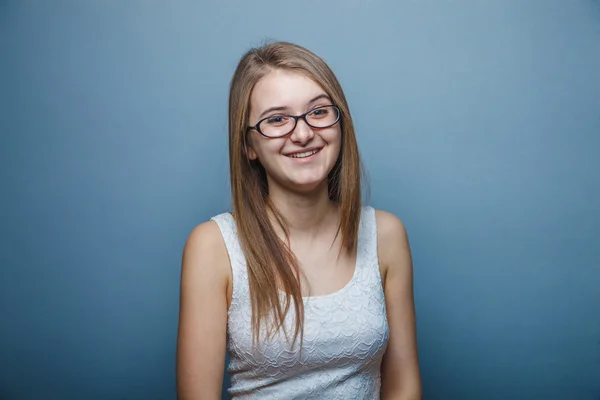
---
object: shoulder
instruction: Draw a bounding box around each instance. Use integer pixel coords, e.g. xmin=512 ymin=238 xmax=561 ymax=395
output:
xmin=181 ymin=219 xmax=231 ymax=288
xmin=373 ymin=209 xmax=408 ymax=243
xmin=184 ymin=219 xmax=223 ymax=250
xmin=373 ymin=209 xmax=412 ymax=279
xmin=184 ymin=212 xmax=234 ymax=256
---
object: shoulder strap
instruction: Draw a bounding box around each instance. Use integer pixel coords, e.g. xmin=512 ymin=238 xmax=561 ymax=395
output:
xmin=210 ymin=213 xmax=249 ymax=299
xmin=357 ymin=206 xmax=380 ymax=271
xmin=211 ymin=213 xmax=241 ymax=264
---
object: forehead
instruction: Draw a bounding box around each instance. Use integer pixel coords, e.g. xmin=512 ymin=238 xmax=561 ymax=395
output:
xmin=250 ymin=69 xmax=327 ymax=114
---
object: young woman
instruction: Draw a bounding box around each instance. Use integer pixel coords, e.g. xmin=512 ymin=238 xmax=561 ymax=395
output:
xmin=177 ymin=41 xmax=421 ymax=399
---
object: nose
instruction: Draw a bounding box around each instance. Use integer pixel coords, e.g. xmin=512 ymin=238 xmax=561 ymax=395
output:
xmin=289 ymin=117 xmax=315 ymax=145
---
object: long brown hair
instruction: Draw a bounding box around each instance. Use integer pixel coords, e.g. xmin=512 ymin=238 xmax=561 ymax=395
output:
xmin=228 ymin=41 xmax=363 ymax=346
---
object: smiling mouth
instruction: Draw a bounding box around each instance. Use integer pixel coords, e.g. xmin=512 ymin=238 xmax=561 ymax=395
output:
xmin=285 ymin=148 xmax=322 ymax=159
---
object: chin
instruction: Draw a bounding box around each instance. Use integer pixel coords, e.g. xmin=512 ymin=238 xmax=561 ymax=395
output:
xmin=266 ymin=168 xmax=333 ymax=195
xmin=287 ymin=177 xmax=329 ymax=194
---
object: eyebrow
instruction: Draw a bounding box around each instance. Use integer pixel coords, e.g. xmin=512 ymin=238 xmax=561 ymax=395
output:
xmin=257 ymin=94 xmax=332 ymax=120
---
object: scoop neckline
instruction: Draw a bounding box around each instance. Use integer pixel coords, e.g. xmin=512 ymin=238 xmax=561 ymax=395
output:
xmin=277 ymin=254 xmax=360 ymax=301
xmin=278 ymin=216 xmax=364 ymax=301
xmin=235 ymin=207 xmax=367 ymax=301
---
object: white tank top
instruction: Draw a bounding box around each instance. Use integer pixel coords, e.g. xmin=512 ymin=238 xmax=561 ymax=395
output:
xmin=211 ymin=206 xmax=389 ymax=399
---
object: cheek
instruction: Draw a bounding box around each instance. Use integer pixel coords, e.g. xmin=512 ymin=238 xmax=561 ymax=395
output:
xmin=249 ymin=135 xmax=285 ymax=162
xmin=325 ymin=129 xmax=342 ymax=154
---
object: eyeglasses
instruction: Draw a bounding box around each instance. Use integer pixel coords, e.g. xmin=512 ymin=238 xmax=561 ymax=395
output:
xmin=247 ymin=105 xmax=341 ymax=138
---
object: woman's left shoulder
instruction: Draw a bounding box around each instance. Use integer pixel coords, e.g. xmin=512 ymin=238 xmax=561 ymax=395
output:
xmin=373 ymin=208 xmax=409 ymax=244
xmin=372 ymin=209 xmax=412 ymax=276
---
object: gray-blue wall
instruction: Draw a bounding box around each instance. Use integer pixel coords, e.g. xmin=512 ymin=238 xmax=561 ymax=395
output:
xmin=1 ymin=1 xmax=599 ymax=399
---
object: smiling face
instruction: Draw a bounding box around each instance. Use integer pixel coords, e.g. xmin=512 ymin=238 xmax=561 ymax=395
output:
xmin=246 ymin=69 xmax=342 ymax=195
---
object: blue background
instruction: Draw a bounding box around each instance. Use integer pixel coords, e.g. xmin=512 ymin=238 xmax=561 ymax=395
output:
xmin=1 ymin=1 xmax=599 ymax=399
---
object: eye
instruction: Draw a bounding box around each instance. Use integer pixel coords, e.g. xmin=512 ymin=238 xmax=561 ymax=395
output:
xmin=265 ymin=115 xmax=290 ymax=126
xmin=309 ymin=107 xmax=330 ymax=118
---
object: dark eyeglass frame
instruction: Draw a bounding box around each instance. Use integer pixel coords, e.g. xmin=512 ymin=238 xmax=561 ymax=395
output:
xmin=247 ymin=104 xmax=342 ymax=138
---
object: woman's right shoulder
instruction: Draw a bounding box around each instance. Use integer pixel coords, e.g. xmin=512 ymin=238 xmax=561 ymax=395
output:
xmin=181 ymin=219 xmax=232 ymax=285
xmin=185 ymin=218 xmax=225 ymax=249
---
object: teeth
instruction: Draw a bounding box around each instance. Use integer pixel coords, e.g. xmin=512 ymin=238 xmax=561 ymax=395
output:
xmin=287 ymin=149 xmax=319 ymax=158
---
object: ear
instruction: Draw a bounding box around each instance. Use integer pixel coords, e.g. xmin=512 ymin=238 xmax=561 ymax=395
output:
xmin=244 ymin=138 xmax=258 ymax=161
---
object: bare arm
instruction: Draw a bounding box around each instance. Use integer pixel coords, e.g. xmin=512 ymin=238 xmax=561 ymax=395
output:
xmin=177 ymin=221 xmax=231 ymax=400
xmin=376 ymin=210 xmax=422 ymax=400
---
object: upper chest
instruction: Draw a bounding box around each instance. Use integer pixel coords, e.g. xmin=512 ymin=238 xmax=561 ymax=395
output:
xmin=293 ymin=240 xmax=357 ymax=297
xmin=289 ymin=227 xmax=388 ymax=297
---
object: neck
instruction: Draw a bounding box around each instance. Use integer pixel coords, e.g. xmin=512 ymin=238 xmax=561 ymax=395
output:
xmin=267 ymin=182 xmax=338 ymax=238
